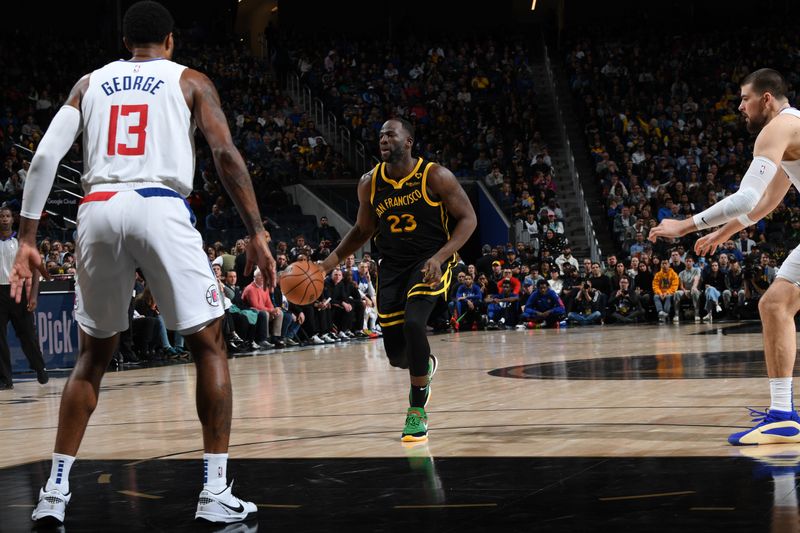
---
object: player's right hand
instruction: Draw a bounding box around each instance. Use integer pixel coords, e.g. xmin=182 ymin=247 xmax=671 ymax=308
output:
xmin=9 ymin=242 xmax=49 ymax=304
xmin=694 ymin=229 xmax=726 ymax=257
xmin=648 ymin=219 xmax=686 ymax=242
xmin=245 ymin=230 xmax=277 ymax=289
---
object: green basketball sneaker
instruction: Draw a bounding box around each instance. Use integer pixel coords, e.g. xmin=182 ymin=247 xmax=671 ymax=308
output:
xmin=402 ymin=407 xmax=429 ymax=442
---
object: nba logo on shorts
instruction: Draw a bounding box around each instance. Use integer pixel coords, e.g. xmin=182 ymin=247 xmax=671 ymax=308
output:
xmin=206 ymin=285 xmax=220 ymax=307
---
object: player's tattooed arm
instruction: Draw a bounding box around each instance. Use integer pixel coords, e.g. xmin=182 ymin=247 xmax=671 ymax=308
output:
xmin=183 ymin=69 xmax=275 ymax=287
xmin=182 ymin=69 xmax=265 ymax=236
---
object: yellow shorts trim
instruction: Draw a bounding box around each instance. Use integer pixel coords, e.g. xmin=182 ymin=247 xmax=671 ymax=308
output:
xmin=378 ymin=309 xmax=405 ymax=319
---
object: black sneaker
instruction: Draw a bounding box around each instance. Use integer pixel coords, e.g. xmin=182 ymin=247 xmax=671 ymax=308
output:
xmin=0 ymin=382 xmax=13 ymax=390
xmin=271 ymin=338 xmax=286 ymax=349
xmin=36 ymin=368 xmax=49 ymax=385
xmin=226 ymin=341 xmax=244 ymax=355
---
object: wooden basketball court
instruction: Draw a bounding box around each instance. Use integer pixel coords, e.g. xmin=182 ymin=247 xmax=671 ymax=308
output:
xmin=1 ymin=322 xmax=794 ymax=531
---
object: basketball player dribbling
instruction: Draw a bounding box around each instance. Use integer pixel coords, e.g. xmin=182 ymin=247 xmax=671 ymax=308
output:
xmin=650 ymin=69 xmax=800 ymax=446
xmin=319 ymin=118 xmax=476 ymax=442
xmin=12 ymin=2 xmax=275 ymax=525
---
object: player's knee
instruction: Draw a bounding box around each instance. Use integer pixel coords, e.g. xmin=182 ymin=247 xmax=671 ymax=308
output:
xmin=758 ymin=293 xmax=779 ymax=317
xmin=759 ymin=284 xmax=796 ymax=317
xmin=403 ymin=314 xmax=426 ymax=339
xmin=382 ymin=329 xmax=408 ymax=368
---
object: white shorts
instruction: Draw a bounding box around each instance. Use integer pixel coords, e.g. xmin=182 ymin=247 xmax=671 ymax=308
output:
xmin=74 ymin=185 xmax=223 ymax=334
xmin=777 ymin=244 xmax=800 ymax=287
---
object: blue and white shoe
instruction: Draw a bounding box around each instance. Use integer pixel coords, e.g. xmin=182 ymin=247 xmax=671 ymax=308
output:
xmin=728 ymin=408 xmax=800 ymax=446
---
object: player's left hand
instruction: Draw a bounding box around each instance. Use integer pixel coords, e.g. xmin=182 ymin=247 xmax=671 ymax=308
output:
xmin=245 ymin=230 xmax=277 ymax=289
xmin=695 ymin=228 xmax=727 ymax=257
xmin=10 ymin=242 xmax=49 ymax=304
xmin=421 ymin=258 xmax=442 ymax=287
xmin=648 ymin=218 xmax=689 ymax=242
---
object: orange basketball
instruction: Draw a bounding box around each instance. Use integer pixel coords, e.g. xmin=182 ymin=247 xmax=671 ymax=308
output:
xmin=279 ymin=261 xmax=325 ymax=305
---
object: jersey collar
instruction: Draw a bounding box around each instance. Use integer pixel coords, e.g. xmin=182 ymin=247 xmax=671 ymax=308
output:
xmin=380 ymin=158 xmax=423 ymax=189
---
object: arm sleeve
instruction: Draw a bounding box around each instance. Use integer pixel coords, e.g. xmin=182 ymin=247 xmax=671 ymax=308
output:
xmin=21 ymin=106 xmax=82 ymax=220
xmin=692 ymin=156 xmax=777 ymax=230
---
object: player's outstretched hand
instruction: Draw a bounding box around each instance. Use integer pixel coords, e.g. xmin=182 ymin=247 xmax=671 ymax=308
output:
xmin=421 ymin=258 xmax=443 ymax=287
xmin=245 ymin=230 xmax=277 ymax=289
xmin=648 ymin=219 xmax=687 ymax=242
xmin=9 ymin=242 xmax=49 ymax=304
xmin=694 ymin=229 xmax=727 ymax=257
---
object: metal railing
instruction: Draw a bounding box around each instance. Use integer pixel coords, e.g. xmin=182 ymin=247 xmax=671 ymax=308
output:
xmin=286 ymin=73 xmax=374 ymax=173
xmin=542 ymin=45 xmax=603 ymax=262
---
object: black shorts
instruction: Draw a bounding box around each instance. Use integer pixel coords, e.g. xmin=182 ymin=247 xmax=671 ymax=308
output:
xmin=377 ymin=255 xmax=457 ymax=328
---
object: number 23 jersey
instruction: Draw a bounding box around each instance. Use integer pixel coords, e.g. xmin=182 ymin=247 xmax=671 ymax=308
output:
xmin=370 ymin=158 xmax=451 ymax=264
xmin=80 ymin=58 xmax=195 ymax=196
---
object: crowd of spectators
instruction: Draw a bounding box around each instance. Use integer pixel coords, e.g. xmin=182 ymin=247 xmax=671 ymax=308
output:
xmin=285 ymin=33 xmax=571 ymax=256
xmin=447 ymin=239 xmax=777 ymax=331
xmin=565 ymin=31 xmax=800 ymax=269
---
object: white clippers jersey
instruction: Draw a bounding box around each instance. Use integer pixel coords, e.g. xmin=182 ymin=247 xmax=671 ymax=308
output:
xmin=779 ymin=107 xmax=800 ymax=191
xmin=80 ymin=58 xmax=195 ymax=196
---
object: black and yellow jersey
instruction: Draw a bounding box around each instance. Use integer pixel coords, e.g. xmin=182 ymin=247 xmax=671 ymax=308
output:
xmin=370 ymin=157 xmax=450 ymax=264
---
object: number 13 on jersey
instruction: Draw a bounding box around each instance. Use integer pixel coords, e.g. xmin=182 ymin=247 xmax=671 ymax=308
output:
xmin=107 ymin=104 xmax=148 ymax=156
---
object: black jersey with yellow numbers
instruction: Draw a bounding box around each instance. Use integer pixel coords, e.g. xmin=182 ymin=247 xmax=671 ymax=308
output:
xmin=370 ymin=157 xmax=451 ymax=264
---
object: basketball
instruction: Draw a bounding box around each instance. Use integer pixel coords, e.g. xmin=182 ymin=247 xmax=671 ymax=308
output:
xmin=280 ymin=261 xmax=325 ymax=305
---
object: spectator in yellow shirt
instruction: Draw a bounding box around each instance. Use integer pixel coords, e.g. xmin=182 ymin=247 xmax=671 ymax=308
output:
xmin=652 ymin=259 xmax=679 ymax=322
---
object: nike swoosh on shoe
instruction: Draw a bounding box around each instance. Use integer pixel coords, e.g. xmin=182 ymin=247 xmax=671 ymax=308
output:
xmin=219 ymin=500 xmax=245 ymax=513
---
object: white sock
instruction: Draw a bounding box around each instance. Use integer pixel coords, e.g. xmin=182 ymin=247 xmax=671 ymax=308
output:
xmin=45 ymin=453 xmax=75 ymax=493
xmin=203 ymin=453 xmax=228 ymax=490
xmin=770 ymin=378 xmax=794 ymax=412
xmin=774 ymin=472 xmax=799 ymax=508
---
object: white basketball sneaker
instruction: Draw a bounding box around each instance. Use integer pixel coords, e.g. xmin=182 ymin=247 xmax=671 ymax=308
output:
xmin=31 ymin=486 xmax=71 ymax=524
xmin=195 ymin=481 xmax=257 ymax=523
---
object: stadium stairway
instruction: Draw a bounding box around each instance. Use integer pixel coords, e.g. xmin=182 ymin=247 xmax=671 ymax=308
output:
xmin=530 ymin=62 xmax=592 ymax=259
xmin=537 ymin=49 xmax=617 ymax=258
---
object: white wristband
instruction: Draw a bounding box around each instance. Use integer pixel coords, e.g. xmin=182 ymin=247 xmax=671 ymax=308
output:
xmin=737 ymin=214 xmax=756 ymax=227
